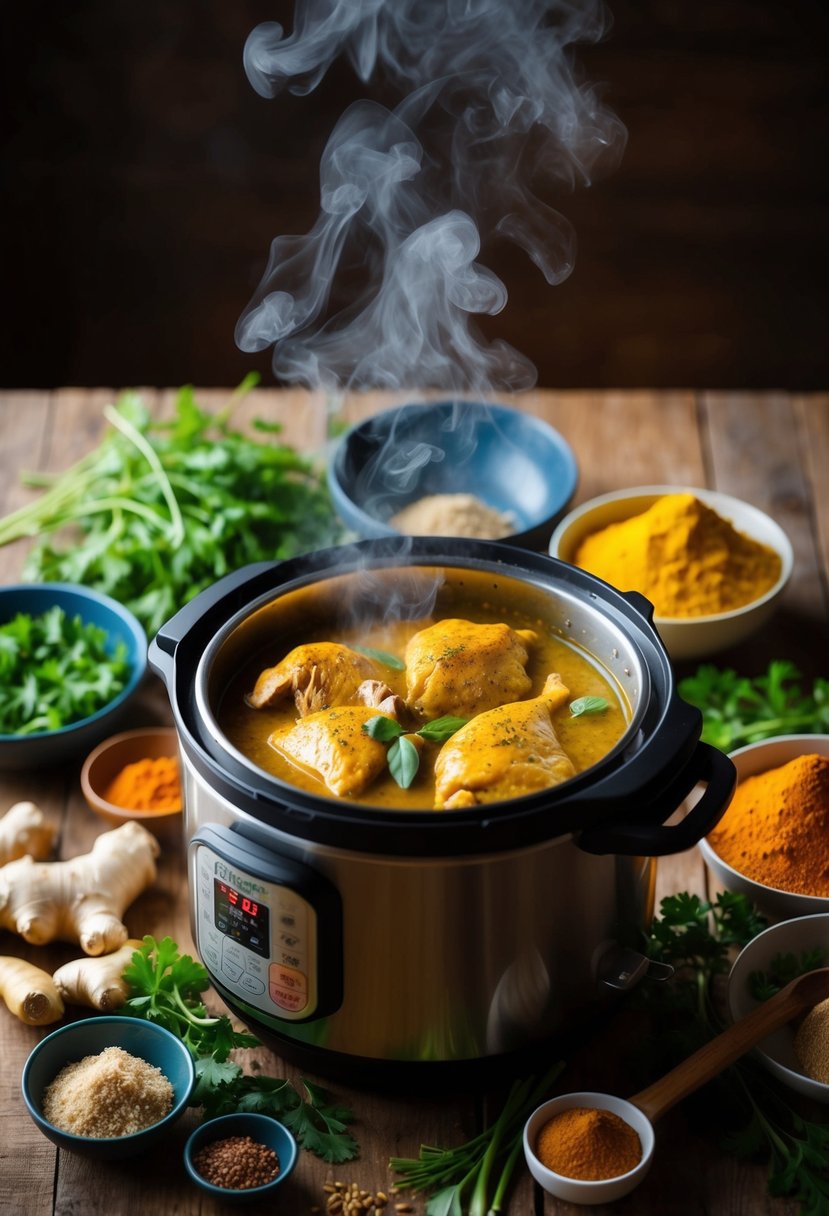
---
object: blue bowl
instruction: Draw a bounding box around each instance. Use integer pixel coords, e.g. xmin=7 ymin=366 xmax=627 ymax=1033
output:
xmin=0 ymin=583 xmax=147 ymax=769
xmin=327 ymin=400 xmax=578 ymax=550
xmin=184 ymin=1112 xmax=298 ymax=1202
xmin=22 ymin=1015 xmax=196 ymax=1160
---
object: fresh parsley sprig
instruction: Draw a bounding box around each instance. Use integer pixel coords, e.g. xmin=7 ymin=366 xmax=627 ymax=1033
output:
xmin=363 ymin=714 xmax=467 ymax=788
xmin=678 ymin=660 xmax=829 ymax=751
xmin=122 ymin=936 xmax=358 ymax=1162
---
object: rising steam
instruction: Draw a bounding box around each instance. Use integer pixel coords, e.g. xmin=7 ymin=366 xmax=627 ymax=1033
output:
xmin=237 ymin=0 xmax=625 ymax=391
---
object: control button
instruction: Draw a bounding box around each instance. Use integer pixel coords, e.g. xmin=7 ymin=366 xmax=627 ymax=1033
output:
xmin=281 ymin=953 xmax=302 ymax=969
xmin=241 ymin=973 xmax=265 ymax=996
xmin=280 ymin=932 xmax=301 ymax=949
xmin=201 ymin=943 xmax=220 ymax=971
xmin=244 ymin=955 xmax=265 ymax=978
xmin=269 ymin=984 xmax=307 ymax=1013
xmin=269 ymin=963 xmax=307 ymax=995
xmin=222 ymin=958 xmax=243 ymax=983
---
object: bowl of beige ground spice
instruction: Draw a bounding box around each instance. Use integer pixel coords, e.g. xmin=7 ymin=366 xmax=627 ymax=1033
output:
xmin=22 ymin=1015 xmax=195 ymax=1158
xmin=728 ymin=912 xmax=829 ymax=1105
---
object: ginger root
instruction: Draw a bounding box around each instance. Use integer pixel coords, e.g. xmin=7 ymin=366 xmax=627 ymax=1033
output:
xmin=53 ymin=939 xmax=143 ymax=1011
xmin=0 ymin=802 xmax=55 ymax=866
xmin=0 ymin=822 xmax=159 ymax=956
xmin=0 ymin=955 xmax=65 ymax=1025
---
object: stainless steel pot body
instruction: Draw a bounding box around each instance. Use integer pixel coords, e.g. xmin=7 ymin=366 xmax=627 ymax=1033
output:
xmin=151 ymin=539 xmax=733 ymax=1069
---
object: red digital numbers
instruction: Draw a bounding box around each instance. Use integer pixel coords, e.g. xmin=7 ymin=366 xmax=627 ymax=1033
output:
xmin=241 ymin=896 xmax=258 ymax=917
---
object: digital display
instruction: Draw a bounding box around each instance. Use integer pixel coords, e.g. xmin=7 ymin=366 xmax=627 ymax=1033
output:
xmin=214 ymin=878 xmax=270 ymax=958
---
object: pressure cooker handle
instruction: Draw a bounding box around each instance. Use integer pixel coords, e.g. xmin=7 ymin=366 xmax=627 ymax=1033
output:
xmin=575 ymin=743 xmax=735 ymax=857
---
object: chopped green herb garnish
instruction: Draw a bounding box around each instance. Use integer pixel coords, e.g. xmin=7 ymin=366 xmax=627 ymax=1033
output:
xmin=351 ymin=644 xmax=406 ymax=671
xmin=569 ymin=695 xmax=609 ymax=718
xmin=748 ymin=949 xmax=828 ymax=1002
xmin=362 ymin=714 xmax=467 ymax=787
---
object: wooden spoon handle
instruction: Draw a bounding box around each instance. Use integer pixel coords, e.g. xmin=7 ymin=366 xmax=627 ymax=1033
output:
xmin=629 ymin=966 xmax=829 ymax=1124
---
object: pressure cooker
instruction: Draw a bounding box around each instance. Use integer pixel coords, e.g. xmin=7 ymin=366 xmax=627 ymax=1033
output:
xmin=149 ymin=537 xmax=734 ymax=1084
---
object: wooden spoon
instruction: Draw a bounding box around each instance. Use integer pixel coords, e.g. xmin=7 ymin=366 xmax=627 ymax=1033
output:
xmin=629 ymin=965 xmax=829 ymax=1123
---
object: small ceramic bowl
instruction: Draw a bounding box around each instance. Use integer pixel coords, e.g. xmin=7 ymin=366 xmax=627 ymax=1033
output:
xmin=548 ymin=485 xmax=792 ymax=661
xmin=81 ymin=726 xmax=182 ymax=838
xmin=327 ymin=399 xmax=578 ymax=550
xmin=22 ymin=1015 xmax=195 ymax=1159
xmin=699 ymin=735 xmax=829 ymax=922
xmin=183 ymin=1112 xmax=298 ymax=1202
xmin=0 ymin=583 xmax=147 ymax=770
xmin=523 ymin=1092 xmax=655 ymax=1206
xmin=728 ymin=913 xmax=829 ymax=1105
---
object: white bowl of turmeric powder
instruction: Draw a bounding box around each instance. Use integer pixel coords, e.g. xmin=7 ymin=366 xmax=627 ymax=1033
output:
xmin=728 ymin=912 xmax=829 ymax=1104
xmin=81 ymin=726 xmax=183 ymax=840
xmin=699 ymin=735 xmax=829 ymax=923
xmin=548 ymin=486 xmax=793 ymax=661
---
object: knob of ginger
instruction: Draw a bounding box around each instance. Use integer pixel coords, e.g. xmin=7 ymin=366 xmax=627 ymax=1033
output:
xmin=0 ymin=822 xmax=159 ymax=955
xmin=0 ymin=956 xmax=65 ymax=1025
xmin=0 ymin=802 xmax=55 ymax=866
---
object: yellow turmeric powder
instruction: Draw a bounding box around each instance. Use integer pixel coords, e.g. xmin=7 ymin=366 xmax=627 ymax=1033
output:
xmin=104 ymin=756 xmax=181 ymax=813
xmin=707 ymin=754 xmax=829 ymax=896
xmin=535 ymin=1105 xmax=642 ymax=1180
xmin=573 ymin=493 xmax=782 ymax=618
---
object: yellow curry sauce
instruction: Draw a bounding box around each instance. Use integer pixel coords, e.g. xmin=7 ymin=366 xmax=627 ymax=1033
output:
xmin=218 ymin=604 xmax=630 ymax=811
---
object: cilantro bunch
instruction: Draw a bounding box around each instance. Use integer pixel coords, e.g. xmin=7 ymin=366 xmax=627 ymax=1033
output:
xmin=0 ymin=606 xmax=130 ymax=734
xmin=122 ymin=936 xmax=358 ymax=1162
xmin=635 ymin=893 xmax=829 ymax=1214
xmin=679 ymin=660 xmax=829 ymax=752
xmin=0 ymin=379 xmax=343 ymax=637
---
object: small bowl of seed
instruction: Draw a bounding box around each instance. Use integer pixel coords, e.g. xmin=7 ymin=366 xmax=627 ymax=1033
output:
xmin=183 ymin=1111 xmax=298 ymax=1202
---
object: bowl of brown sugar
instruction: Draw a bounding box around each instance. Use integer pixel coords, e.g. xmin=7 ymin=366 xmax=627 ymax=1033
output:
xmin=21 ymin=1015 xmax=195 ymax=1159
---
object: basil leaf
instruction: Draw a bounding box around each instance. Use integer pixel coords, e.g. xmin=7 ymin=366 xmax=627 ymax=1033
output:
xmin=351 ymin=644 xmax=405 ymax=671
xmin=387 ymin=735 xmax=421 ymax=788
xmin=569 ymin=696 xmax=609 ymax=718
xmin=416 ymin=715 xmax=468 ymax=742
xmin=362 ymin=715 xmax=404 ymax=742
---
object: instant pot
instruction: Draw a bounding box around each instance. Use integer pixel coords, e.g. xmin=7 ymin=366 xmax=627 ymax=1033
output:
xmin=149 ymin=538 xmax=734 ymax=1084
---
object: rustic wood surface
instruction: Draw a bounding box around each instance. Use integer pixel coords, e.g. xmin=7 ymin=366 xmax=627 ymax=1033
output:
xmin=1 ymin=389 xmax=827 ymax=1216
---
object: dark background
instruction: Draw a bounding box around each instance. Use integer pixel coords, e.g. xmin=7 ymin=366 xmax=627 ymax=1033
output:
xmin=2 ymin=1 xmax=827 ymax=391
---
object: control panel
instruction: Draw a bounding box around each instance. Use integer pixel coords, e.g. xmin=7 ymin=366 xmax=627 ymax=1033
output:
xmin=190 ymin=824 xmax=342 ymax=1022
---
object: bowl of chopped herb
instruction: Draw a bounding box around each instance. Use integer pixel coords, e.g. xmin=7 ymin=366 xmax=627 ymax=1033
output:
xmin=727 ymin=912 xmax=829 ymax=1105
xmin=0 ymin=583 xmax=147 ymax=770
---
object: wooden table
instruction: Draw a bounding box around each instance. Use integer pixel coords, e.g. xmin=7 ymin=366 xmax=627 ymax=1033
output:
xmin=1 ymin=389 xmax=828 ymax=1216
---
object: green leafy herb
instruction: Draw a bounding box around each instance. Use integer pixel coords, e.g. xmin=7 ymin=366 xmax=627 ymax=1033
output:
xmin=390 ymin=1061 xmax=564 ymax=1216
xmin=569 ymin=695 xmax=609 ymax=718
xmin=0 ymin=380 xmax=344 ymax=637
xmin=678 ymin=660 xmax=829 ymax=751
xmin=748 ymin=949 xmax=828 ymax=1003
xmin=122 ymin=936 xmax=357 ymax=1162
xmin=0 ymin=606 xmax=130 ymax=734
xmin=635 ymin=893 xmax=829 ymax=1213
xmin=362 ymin=714 xmax=468 ymax=788
xmin=351 ymin=644 xmax=406 ymax=671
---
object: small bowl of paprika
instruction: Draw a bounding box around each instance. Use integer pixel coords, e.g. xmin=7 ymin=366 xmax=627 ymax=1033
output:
xmin=699 ymin=735 xmax=829 ymax=923
xmin=523 ymin=1091 xmax=654 ymax=1205
xmin=81 ymin=726 xmax=183 ymax=840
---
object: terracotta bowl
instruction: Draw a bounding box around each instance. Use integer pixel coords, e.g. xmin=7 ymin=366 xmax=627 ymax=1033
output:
xmin=81 ymin=726 xmax=182 ymax=839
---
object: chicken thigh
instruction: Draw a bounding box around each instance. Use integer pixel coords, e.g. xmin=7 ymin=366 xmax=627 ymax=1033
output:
xmin=247 ymin=642 xmax=379 ymax=715
xmin=271 ymin=707 xmax=397 ymax=798
xmin=405 ymin=619 xmax=538 ymax=720
xmin=433 ymin=673 xmax=575 ymax=809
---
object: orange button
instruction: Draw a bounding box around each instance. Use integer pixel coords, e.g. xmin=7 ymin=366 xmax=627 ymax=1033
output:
xmin=269 ymin=983 xmax=307 ymax=1013
xmin=269 ymin=963 xmax=307 ymax=994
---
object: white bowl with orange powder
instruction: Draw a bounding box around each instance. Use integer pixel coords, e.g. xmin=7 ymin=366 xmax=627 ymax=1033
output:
xmin=699 ymin=735 xmax=829 ymax=922
xmin=81 ymin=726 xmax=183 ymax=840
xmin=548 ymin=485 xmax=793 ymax=662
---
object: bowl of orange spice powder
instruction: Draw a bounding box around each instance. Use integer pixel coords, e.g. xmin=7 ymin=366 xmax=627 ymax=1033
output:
xmin=81 ymin=727 xmax=183 ymax=839
xmin=699 ymin=735 xmax=829 ymax=922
